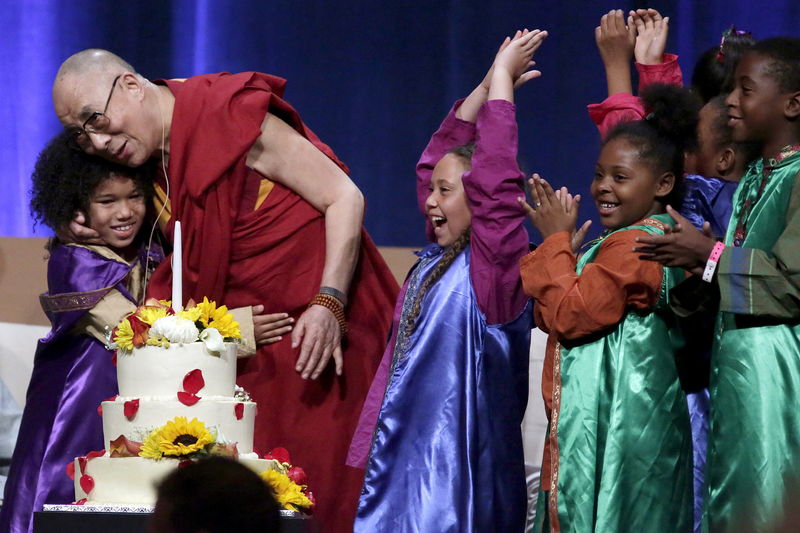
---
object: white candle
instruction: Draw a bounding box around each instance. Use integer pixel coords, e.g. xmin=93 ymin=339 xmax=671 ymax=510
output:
xmin=171 ymin=220 xmax=182 ymax=312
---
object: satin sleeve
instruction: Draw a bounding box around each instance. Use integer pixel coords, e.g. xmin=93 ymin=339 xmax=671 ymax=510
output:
xmin=416 ymin=99 xmax=477 ymax=240
xmin=520 ymin=230 xmax=663 ymax=340
xmin=73 ymin=289 xmax=137 ymax=344
xmin=587 ymin=54 xmax=682 ymax=139
xmin=635 ymin=53 xmax=683 ymax=92
xmin=463 ymin=100 xmax=529 ymax=324
xmin=717 ymin=170 xmax=800 ymax=318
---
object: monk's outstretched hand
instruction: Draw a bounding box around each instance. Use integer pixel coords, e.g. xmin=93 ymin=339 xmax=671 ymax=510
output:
xmin=633 ymin=205 xmax=716 ymax=275
xmin=292 ymin=305 xmax=343 ymax=380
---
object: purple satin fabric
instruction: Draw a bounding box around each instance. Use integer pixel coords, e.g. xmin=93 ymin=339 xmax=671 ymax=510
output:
xmin=354 ymin=245 xmax=532 ymax=532
xmin=0 ymin=244 xmax=160 ymax=533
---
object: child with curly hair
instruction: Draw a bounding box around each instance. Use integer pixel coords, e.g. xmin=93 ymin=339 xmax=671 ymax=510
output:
xmin=0 ymin=133 xmax=161 ymax=533
xmin=347 ymin=30 xmax=543 ymax=532
xmin=522 ymin=83 xmax=700 ymax=532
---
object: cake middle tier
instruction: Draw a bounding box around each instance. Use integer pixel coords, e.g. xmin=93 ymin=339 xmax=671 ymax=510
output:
xmin=102 ymin=397 xmax=257 ymax=454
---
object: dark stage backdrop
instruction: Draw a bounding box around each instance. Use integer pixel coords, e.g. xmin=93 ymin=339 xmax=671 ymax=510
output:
xmin=2 ymin=0 xmax=799 ymax=246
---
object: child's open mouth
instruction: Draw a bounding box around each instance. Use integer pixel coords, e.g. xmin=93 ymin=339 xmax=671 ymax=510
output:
xmin=432 ymin=216 xmax=447 ymax=228
xmin=597 ymin=201 xmax=619 ymax=215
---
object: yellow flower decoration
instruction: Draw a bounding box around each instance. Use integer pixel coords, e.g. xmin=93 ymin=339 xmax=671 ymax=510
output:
xmin=260 ymin=470 xmax=313 ymax=511
xmin=136 ymin=306 xmax=170 ymax=326
xmin=139 ymin=428 xmax=165 ymax=459
xmin=177 ymin=307 xmax=202 ymax=323
xmin=157 ymin=417 xmax=214 ymax=456
xmin=113 ymin=319 xmax=135 ymax=352
xmin=194 ymin=297 xmax=241 ymax=339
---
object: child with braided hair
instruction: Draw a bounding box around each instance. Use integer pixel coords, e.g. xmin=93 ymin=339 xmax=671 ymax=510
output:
xmin=346 ymin=29 xmax=542 ymax=532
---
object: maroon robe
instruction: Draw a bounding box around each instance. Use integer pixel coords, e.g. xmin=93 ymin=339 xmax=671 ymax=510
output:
xmin=147 ymin=72 xmax=398 ymax=533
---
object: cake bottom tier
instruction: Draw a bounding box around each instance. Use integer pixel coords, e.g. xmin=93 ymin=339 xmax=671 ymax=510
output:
xmin=74 ymin=455 xmax=280 ymax=505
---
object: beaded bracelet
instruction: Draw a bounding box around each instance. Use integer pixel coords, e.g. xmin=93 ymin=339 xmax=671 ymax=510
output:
xmin=319 ymin=285 xmax=348 ymax=307
xmin=309 ymin=293 xmax=348 ymax=335
xmin=702 ymin=241 xmax=726 ymax=283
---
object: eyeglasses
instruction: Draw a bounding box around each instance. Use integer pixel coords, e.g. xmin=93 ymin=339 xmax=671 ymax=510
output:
xmin=66 ymin=75 xmax=121 ymax=150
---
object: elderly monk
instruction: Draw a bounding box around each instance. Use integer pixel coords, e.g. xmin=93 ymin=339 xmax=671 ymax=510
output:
xmin=50 ymin=49 xmax=398 ymax=533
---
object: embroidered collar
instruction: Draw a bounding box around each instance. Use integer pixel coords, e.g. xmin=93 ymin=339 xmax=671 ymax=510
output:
xmin=766 ymin=144 xmax=800 ymax=168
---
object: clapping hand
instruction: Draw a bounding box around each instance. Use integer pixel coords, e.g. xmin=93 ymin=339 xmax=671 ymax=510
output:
xmin=519 ymin=174 xmax=591 ymax=251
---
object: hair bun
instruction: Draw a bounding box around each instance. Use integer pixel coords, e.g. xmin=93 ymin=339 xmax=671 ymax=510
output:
xmin=641 ymin=83 xmax=703 ymax=152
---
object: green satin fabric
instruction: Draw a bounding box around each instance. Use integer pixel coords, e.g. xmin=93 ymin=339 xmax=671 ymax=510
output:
xmin=551 ymin=214 xmax=694 ymax=533
xmin=707 ymin=156 xmax=800 ymax=532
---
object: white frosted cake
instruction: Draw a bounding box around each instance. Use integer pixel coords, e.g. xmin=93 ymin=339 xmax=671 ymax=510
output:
xmin=72 ymin=341 xmax=278 ymax=505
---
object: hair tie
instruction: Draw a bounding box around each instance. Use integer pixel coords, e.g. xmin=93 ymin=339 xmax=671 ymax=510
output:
xmin=717 ymin=26 xmax=753 ymax=63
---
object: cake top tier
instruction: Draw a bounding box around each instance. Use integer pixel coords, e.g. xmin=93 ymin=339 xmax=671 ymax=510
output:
xmin=110 ymin=298 xmax=243 ymax=398
xmin=116 ymin=342 xmax=239 ymax=398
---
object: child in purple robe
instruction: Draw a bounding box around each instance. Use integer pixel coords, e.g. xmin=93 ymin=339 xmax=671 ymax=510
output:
xmin=0 ymin=133 xmax=161 ymax=533
xmin=348 ymin=30 xmax=542 ymax=532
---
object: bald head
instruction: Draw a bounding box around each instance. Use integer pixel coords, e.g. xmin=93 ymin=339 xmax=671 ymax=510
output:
xmin=55 ymin=49 xmax=136 ymax=83
xmin=52 ymin=49 xmax=169 ymax=168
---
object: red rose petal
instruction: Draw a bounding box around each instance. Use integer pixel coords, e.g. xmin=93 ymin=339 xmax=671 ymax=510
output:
xmin=79 ymin=475 xmax=94 ymax=494
xmin=97 ymin=395 xmax=118 ymax=417
xmin=75 ymin=499 xmax=87 ymax=505
xmin=234 ymin=403 xmax=244 ymax=420
xmin=77 ymin=457 xmax=88 ymax=475
xmin=109 ymin=435 xmax=142 ymax=458
xmin=112 ymin=351 xmax=118 ymax=367
xmin=177 ymin=392 xmax=200 ymax=406
xmin=287 ymin=466 xmax=308 ymax=486
xmin=66 ymin=461 xmax=75 ymax=481
xmin=264 ymin=447 xmax=291 ymax=464
xmin=183 ymin=369 xmax=205 ymax=395
xmin=86 ymin=450 xmax=105 ymax=461
xmin=128 ymin=315 xmax=150 ymax=347
xmin=124 ymin=399 xmax=140 ymax=420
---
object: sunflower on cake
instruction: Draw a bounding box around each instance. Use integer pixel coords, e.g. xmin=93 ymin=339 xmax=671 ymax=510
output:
xmin=68 ymin=297 xmax=314 ymax=514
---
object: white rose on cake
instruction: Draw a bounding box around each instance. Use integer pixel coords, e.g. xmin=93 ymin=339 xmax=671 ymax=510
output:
xmin=150 ymin=315 xmax=199 ymax=344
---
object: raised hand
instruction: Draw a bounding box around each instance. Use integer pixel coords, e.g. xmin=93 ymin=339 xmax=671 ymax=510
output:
xmin=492 ymin=29 xmax=547 ymax=88
xmin=595 ymin=10 xmax=636 ymax=71
xmin=518 ymin=174 xmax=579 ymax=241
xmin=631 ymin=8 xmax=669 ymax=65
xmin=632 ymin=205 xmax=716 ymax=274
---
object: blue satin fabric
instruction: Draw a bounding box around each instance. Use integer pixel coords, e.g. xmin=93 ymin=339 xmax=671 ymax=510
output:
xmin=680 ymin=175 xmax=737 ymax=237
xmin=0 ymin=244 xmax=156 ymax=533
xmin=355 ymin=244 xmax=532 ymax=533
xmin=679 ymin=174 xmax=737 ymax=533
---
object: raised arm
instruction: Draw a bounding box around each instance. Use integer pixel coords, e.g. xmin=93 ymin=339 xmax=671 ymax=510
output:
xmin=246 ymin=113 xmax=362 ymax=379
xmin=632 ymin=9 xmax=683 ymax=91
xmin=464 ymin=30 xmax=547 ymax=323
